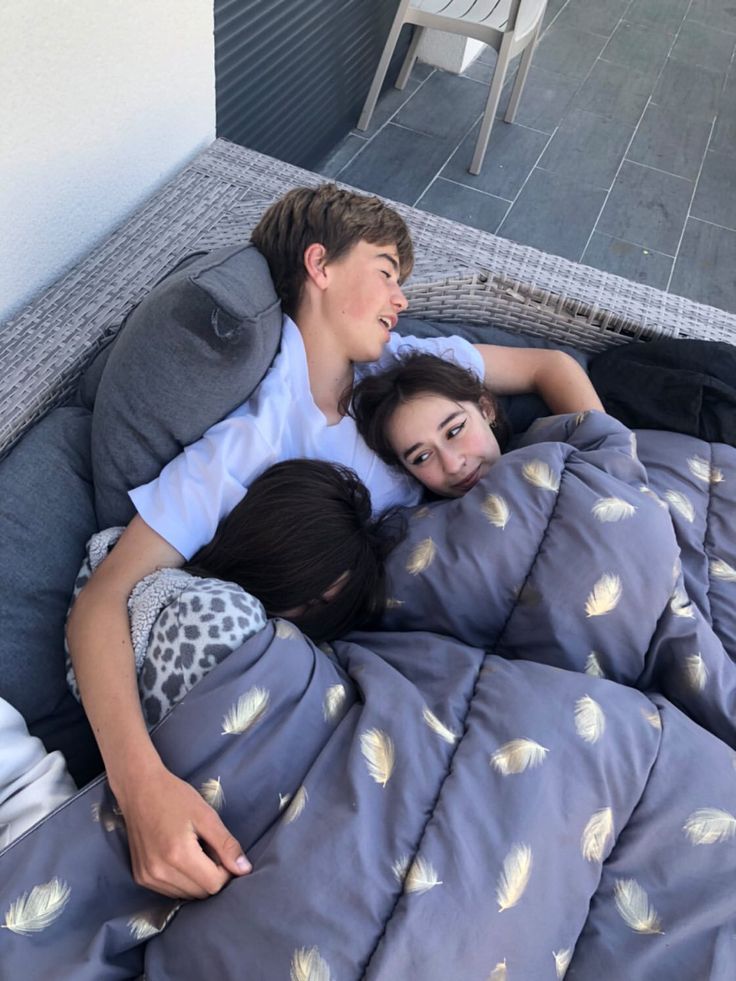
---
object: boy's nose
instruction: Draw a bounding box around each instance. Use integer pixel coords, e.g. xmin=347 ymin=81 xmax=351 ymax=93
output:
xmin=392 ymin=284 xmax=409 ymax=312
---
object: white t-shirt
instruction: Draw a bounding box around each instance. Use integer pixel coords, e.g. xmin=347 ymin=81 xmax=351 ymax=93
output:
xmin=130 ymin=315 xmax=484 ymax=559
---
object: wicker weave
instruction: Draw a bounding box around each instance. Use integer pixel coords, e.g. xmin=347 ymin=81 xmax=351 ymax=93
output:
xmin=3 ymin=138 xmax=736 ymax=459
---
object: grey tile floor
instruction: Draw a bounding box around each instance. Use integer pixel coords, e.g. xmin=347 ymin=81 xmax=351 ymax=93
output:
xmin=317 ymin=0 xmax=736 ymax=315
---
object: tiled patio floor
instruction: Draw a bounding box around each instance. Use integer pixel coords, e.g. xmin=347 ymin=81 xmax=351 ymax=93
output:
xmin=317 ymin=0 xmax=736 ymax=316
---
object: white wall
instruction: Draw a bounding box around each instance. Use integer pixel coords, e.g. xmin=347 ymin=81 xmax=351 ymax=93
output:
xmin=0 ymin=0 xmax=216 ymax=324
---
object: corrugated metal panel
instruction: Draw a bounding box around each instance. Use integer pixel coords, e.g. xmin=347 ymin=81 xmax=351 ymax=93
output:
xmin=214 ymin=0 xmax=410 ymax=168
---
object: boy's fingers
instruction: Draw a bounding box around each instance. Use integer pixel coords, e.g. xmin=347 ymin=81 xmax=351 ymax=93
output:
xmin=196 ymin=808 xmax=252 ymax=877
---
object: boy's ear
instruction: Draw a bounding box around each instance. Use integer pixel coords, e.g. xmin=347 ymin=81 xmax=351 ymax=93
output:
xmin=303 ymin=243 xmax=330 ymax=291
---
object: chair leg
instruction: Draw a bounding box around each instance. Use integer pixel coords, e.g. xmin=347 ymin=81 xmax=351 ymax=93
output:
xmin=504 ymin=19 xmax=542 ymax=123
xmin=469 ymin=35 xmax=515 ymax=175
xmin=357 ymin=7 xmax=411 ymax=131
xmin=396 ymin=26 xmax=425 ymax=90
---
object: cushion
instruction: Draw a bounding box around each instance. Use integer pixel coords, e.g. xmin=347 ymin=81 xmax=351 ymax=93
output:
xmin=396 ymin=316 xmax=590 ymax=433
xmin=0 ymin=405 xmax=102 ymax=785
xmin=91 ymin=244 xmax=283 ymax=528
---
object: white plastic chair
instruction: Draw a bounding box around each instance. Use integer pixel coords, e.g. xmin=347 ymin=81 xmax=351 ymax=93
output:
xmin=357 ymin=0 xmax=548 ymax=175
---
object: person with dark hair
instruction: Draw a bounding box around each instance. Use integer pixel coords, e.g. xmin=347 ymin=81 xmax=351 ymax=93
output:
xmin=68 ymin=182 xmax=604 ymax=901
xmin=184 ymin=459 xmax=397 ymax=645
xmin=350 ymin=352 xmax=512 ymax=498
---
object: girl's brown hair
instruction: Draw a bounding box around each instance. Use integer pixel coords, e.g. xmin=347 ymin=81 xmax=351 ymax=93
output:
xmin=251 ymin=184 xmax=414 ymax=317
xmin=347 ymin=351 xmax=511 ymax=467
xmin=184 ymin=459 xmax=402 ymax=643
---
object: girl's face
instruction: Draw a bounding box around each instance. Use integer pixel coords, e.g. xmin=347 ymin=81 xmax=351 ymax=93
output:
xmin=386 ymin=394 xmax=502 ymax=497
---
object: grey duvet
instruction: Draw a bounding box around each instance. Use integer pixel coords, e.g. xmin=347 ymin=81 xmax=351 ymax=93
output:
xmin=1 ymin=412 xmax=735 ymax=980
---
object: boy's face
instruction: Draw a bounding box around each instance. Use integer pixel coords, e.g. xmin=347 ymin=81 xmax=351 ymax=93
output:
xmin=322 ymin=240 xmax=408 ymax=363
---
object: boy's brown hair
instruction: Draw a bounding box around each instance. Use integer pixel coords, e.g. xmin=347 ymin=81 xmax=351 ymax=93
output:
xmin=251 ymin=183 xmax=414 ymax=317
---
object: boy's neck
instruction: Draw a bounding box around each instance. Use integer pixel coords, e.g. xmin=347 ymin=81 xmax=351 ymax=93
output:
xmin=293 ymin=308 xmax=353 ymax=426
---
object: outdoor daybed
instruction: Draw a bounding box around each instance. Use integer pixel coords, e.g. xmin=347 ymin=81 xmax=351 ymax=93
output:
xmin=1 ymin=139 xmax=735 ymax=980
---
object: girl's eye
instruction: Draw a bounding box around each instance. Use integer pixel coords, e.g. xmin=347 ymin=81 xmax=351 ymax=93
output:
xmin=410 ymin=450 xmax=430 ymax=467
xmin=447 ymin=420 xmax=466 ymax=439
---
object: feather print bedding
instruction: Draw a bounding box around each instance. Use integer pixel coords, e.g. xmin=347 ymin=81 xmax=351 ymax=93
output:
xmin=1 ymin=412 xmax=735 ymax=979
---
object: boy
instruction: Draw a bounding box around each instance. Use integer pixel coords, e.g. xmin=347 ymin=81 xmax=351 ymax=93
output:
xmin=67 ymin=184 xmax=603 ymax=901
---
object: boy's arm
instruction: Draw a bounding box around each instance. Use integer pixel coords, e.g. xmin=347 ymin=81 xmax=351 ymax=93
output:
xmin=66 ymin=515 xmax=251 ymax=899
xmin=475 ymin=344 xmax=605 ymax=414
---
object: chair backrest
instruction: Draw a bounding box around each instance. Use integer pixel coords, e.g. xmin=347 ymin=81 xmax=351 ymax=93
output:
xmin=409 ymin=0 xmax=545 ymax=44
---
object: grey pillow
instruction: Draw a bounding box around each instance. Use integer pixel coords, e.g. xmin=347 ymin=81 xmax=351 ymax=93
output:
xmin=91 ymin=244 xmax=283 ymax=528
xmin=0 ymin=405 xmax=102 ymax=785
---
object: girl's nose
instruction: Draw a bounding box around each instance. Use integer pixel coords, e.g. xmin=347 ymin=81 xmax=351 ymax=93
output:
xmin=441 ymin=447 xmax=464 ymax=475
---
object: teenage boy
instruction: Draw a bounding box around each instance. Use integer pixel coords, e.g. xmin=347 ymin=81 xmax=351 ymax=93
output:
xmin=68 ymin=184 xmax=604 ymax=901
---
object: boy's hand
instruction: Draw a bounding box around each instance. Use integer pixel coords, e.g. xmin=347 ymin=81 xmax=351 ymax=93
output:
xmin=117 ymin=766 xmax=251 ymax=899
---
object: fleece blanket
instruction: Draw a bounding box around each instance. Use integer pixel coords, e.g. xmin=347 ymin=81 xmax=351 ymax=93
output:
xmin=1 ymin=413 xmax=735 ymax=980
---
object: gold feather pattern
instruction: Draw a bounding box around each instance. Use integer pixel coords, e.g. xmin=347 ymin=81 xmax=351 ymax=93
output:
xmin=405 ymin=855 xmax=443 ymax=894
xmin=414 ymin=506 xmax=431 ymax=518
xmin=670 ymin=585 xmax=695 ymax=619
xmin=482 ymin=494 xmax=511 ymax=529
xmin=385 ymin=597 xmax=404 ymax=608
xmin=685 ymin=653 xmax=708 ymax=692
xmin=639 ymin=485 xmax=667 ymax=509
xmin=584 ymin=574 xmax=622 ymax=617
xmin=392 ymin=855 xmax=409 ymax=884
xmin=360 ymin=728 xmax=395 ymax=786
xmin=575 ymin=411 xmax=589 ymax=426
xmin=641 ymin=707 xmax=662 ymax=730
xmin=323 ymin=684 xmax=346 ymax=723
xmin=683 ymin=808 xmax=736 ymax=845
xmin=591 ymin=497 xmax=637 ymax=522
xmin=585 ymin=652 xmax=606 ymax=678
xmin=3 ymin=878 xmax=71 ymax=935
xmin=574 ymin=695 xmax=606 ymax=744
xmin=710 ymin=558 xmax=736 ymax=582
xmin=221 ymin=686 xmax=270 ymax=735
xmin=497 ymin=843 xmax=533 ymax=911
xmin=591 ymin=497 xmax=636 ymax=522
xmin=613 ymin=878 xmax=663 ymax=934
xmin=491 ymin=738 xmax=549 ymax=775
xmin=275 ymin=620 xmax=298 ymax=639
xmin=199 ymin=777 xmax=225 ymax=811
xmin=687 ymin=455 xmax=724 ymax=484
xmin=422 ymin=706 xmax=458 ymax=744
xmin=284 ymin=785 xmax=308 ymax=824
xmin=664 ymin=490 xmax=695 ymax=523
xmin=630 ymin=432 xmax=638 ymax=460
xmin=127 ymin=903 xmax=180 ymax=940
xmin=278 ymin=792 xmax=292 ymax=812
xmin=553 ymin=948 xmax=573 ymax=978
xmin=91 ymin=800 xmax=124 ymax=832
xmin=406 ymin=537 xmax=436 ymax=575
xmin=581 ymin=807 xmax=614 ymax=862
xmin=290 ymin=946 xmax=333 ymax=981
xmin=522 ymin=459 xmax=560 ymax=492
xmin=488 ymin=960 xmax=508 ymax=981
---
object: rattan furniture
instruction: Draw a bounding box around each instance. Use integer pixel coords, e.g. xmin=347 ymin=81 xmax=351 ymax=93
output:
xmin=3 ymin=137 xmax=735 ymax=460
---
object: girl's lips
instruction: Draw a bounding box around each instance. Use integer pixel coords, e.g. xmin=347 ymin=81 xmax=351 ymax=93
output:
xmin=452 ymin=464 xmax=482 ymax=494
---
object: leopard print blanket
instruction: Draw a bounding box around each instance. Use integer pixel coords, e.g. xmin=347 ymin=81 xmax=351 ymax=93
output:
xmin=65 ymin=528 xmax=266 ymax=725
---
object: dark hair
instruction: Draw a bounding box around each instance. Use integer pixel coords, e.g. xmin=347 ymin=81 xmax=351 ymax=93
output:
xmin=250 ymin=184 xmax=414 ymax=317
xmin=347 ymin=351 xmax=511 ymax=466
xmin=183 ymin=460 xmax=401 ymax=644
